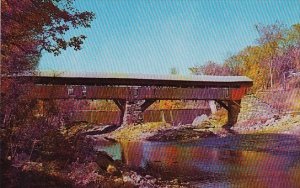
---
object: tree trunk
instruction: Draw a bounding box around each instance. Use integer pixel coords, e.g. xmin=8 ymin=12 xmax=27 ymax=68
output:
xmin=270 ymin=60 xmax=273 ymax=88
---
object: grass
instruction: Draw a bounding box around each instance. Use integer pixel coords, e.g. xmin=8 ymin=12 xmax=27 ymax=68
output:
xmin=109 ymin=122 xmax=172 ymax=141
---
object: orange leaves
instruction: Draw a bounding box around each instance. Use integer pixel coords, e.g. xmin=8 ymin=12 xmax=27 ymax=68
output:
xmin=1 ymin=0 xmax=95 ymax=74
xmin=190 ymin=22 xmax=299 ymax=92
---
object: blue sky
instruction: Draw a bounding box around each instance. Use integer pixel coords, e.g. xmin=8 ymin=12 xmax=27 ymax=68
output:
xmin=38 ymin=0 xmax=300 ymax=75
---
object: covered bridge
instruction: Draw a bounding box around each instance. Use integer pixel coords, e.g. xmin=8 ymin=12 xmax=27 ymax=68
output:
xmin=3 ymin=72 xmax=253 ymax=128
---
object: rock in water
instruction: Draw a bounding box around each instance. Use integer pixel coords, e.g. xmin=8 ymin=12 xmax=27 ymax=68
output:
xmin=85 ymin=125 xmax=117 ymax=135
xmin=192 ymin=114 xmax=209 ymax=127
xmin=107 ymin=164 xmax=117 ymax=174
xmin=96 ymin=151 xmax=114 ymax=170
xmin=209 ymin=100 xmax=217 ymax=114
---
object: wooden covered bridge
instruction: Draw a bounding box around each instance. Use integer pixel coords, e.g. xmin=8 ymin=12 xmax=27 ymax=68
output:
xmin=5 ymin=72 xmax=253 ymax=128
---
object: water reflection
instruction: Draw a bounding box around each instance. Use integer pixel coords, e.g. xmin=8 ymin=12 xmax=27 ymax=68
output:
xmin=95 ymin=134 xmax=300 ymax=187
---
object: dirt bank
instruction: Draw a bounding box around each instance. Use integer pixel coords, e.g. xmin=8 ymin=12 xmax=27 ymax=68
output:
xmin=233 ymin=95 xmax=300 ymax=135
xmin=147 ymin=128 xmax=217 ymax=142
xmin=234 ymin=114 xmax=300 ymax=135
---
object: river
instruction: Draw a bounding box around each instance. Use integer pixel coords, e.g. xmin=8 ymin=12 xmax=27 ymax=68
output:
xmin=95 ymin=133 xmax=300 ymax=187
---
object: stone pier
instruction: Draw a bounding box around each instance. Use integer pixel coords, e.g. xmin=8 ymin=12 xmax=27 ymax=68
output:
xmin=122 ymin=100 xmax=144 ymax=125
xmin=216 ymin=100 xmax=241 ymax=129
xmin=113 ymin=99 xmax=157 ymax=126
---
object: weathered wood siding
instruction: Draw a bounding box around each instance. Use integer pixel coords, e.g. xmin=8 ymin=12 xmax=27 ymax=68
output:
xmin=70 ymin=109 xmax=211 ymax=125
xmin=31 ymin=85 xmax=244 ymax=100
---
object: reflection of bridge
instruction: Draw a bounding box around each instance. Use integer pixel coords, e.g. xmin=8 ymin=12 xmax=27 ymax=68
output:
xmin=7 ymin=72 xmax=253 ymax=127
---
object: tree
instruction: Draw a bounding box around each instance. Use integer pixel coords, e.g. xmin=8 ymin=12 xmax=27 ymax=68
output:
xmin=1 ymin=0 xmax=95 ymax=74
xmin=233 ymin=46 xmax=270 ymax=91
xmin=170 ymin=67 xmax=179 ymax=75
xmin=284 ymin=24 xmax=300 ymax=70
xmin=0 ymin=0 xmax=95 ymax=179
xmin=284 ymin=24 xmax=300 ymax=48
xmin=224 ymin=55 xmax=244 ymax=76
xmin=255 ymin=22 xmax=286 ymax=88
xmin=1 ymin=0 xmax=95 ymax=125
xmin=255 ymin=22 xmax=285 ymax=45
xmin=221 ymin=22 xmax=300 ymax=91
xmin=189 ymin=61 xmax=231 ymax=76
xmin=1 ymin=0 xmax=95 ymax=128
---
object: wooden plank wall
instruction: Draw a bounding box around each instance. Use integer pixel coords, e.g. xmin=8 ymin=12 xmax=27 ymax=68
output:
xmin=69 ymin=109 xmax=211 ymax=125
xmin=31 ymin=85 xmax=246 ymax=100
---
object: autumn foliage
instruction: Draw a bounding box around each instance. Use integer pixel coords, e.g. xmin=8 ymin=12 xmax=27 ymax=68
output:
xmin=1 ymin=0 xmax=95 ymax=74
xmin=1 ymin=0 xmax=95 ymax=186
xmin=190 ymin=23 xmax=300 ymax=92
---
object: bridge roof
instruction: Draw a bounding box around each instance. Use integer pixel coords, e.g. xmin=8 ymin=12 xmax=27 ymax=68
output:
xmin=11 ymin=71 xmax=253 ymax=87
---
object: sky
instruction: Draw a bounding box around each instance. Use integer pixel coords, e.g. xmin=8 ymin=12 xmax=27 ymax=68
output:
xmin=38 ymin=0 xmax=300 ymax=75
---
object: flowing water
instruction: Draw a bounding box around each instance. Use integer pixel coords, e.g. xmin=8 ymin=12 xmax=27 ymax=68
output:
xmin=95 ymin=134 xmax=300 ymax=187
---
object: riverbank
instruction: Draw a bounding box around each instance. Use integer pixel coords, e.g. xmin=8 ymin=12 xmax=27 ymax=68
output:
xmin=9 ymin=94 xmax=298 ymax=187
xmin=3 ymin=129 xmax=207 ymax=188
xmin=94 ymin=129 xmax=300 ymax=188
xmin=104 ymin=115 xmax=223 ymax=142
xmin=4 ymin=159 xmax=168 ymax=187
xmin=93 ymin=94 xmax=300 ymax=187
xmin=234 ymin=114 xmax=300 ymax=135
xmin=3 ymin=120 xmax=189 ymax=188
xmin=233 ymin=94 xmax=300 ymax=135
xmin=104 ymin=115 xmax=300 ymax=144
xmin=102 ymin=95 xmax=300 ymax=143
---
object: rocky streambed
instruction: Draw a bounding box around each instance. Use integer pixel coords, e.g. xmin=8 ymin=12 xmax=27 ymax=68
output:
xmin=146 ymin=127 xmax=217 ymax=142
xmin=85 ymin=95 xmax=300 ymax=187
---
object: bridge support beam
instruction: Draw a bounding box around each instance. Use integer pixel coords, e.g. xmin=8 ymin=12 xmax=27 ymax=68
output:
xmin=141 ymin=99 xmax=156 ymax=112
xmin=113 ymin=99 xmax=126 ymax=125
xmin=216 ymin=100 xmax=241 ymax=129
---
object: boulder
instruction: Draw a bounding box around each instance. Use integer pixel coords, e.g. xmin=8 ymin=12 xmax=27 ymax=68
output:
xmin=84 ymin=125 xmax=117 ymax=135
xmin=95 ymin=151 xmax=114 ymax=170
xmin=192 ymin=114 xmax=209 ymax=127
xmin=106 ymin=164 xmax=117 ymax=174
xmin=113 ymin=178 xmax=124 ymax=187
xmin=209 ymin=100 xmax=217 ymax=114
